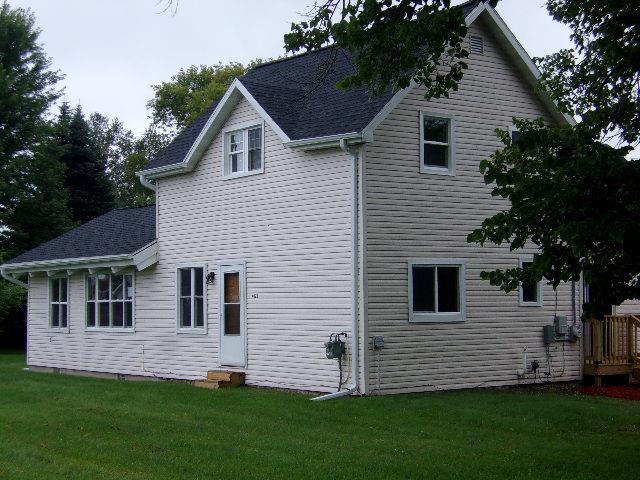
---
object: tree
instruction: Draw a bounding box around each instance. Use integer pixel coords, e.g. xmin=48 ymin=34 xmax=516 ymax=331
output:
xmin=55 ymin=104 xmax=114 ymax=224
xmin=0 ymin=1 xmax=69 ymax=347
xmin=467 ymin=0 xmax=640 ymax=318
xmin=284 ymin=0 xmax=472 ymax=99
xmin=147 ymin=61 xmax=265 ymax=134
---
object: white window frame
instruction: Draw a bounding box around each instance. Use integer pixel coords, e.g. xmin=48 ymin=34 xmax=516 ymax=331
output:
xmin=408 ymin=259 xmax=466 ymax=323
xmin=508 ymin=124 xmax=521 ymax=144
xmin=48 ymin=275 xmax=70 ymax=332
xmin=84 ymin=271 xmax=136 ymax=332
xmin=519 ymin=257 xmax=543 ymax=307
xmin=419 ymin=111 xmax=456 ymax=176
xmin=223 ymin=120 xmax=265 ymax=179
xmin=176 ymin=263 xmax=208 ymax=334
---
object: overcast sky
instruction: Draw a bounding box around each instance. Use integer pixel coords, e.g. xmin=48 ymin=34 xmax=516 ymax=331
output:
xmin=13 ymin=0 xmax=573 ymax=136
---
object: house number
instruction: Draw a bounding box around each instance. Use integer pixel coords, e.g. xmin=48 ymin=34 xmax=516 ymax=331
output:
xmin=251 ymin=293 xmax=259 ymax=299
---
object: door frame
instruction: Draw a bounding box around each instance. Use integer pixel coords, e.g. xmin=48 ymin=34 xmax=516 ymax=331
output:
xmin=218 ymin=261 xmax=247 ymax=368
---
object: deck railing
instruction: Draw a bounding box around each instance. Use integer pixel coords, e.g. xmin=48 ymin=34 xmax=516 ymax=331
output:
xmin=584 ymin=315 xmax=640 ymax=366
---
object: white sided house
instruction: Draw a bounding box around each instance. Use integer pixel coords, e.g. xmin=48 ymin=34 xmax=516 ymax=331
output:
xmin=5 ymin=1 xmax=632 ymax=396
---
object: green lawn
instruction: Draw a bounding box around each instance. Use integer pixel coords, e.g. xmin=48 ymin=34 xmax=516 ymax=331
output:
xmin=0 ymin=352 xmax=639 ymax=480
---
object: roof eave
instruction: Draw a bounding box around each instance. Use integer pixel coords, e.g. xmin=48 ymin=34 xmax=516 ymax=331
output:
xmin=0 ymin=241 xmax=159 ymax=276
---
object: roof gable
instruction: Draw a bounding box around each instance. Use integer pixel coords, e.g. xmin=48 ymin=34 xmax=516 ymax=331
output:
xmin=142 ymin=1 xmax=572 ymax=177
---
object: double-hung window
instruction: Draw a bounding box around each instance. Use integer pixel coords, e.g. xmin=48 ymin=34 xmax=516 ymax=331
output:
xmin=409 ymin=260 xmax=466 ymax=323
xmin=519 ymin=258 xmax=542 ymax=306
xmin=420 ymin=112 xmax=455 ymax=175
xmin=50 ymin=277 xmax=69 ymax=330
xmin=86 ymin=273 xmax=134 ymax=329
xmin=224 ymin=122 xmax=264 ymax=177
xmin=177 ymin=266 xmax=206 ymax=332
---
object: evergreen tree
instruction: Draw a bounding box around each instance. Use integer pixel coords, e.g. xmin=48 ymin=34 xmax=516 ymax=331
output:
xmin=0 ymin=1 xmax=70 ymax=347
xmin=55 ymin=104 xmax=114 ymax=224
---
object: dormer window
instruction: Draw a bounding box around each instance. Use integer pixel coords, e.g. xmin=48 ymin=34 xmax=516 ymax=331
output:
xmin=223 ymin=121 xmax=264 ymax=178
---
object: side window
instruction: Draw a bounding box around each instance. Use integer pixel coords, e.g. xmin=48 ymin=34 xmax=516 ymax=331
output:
xmin=420 ymin=113 xmax=455 ymax=175
xmin=409 ymin=260 xmax=465 ymax=323
xmin=224 ymin=123 xmax=264 ymax=177
xmin=510 ymin=128 xmax=522 ymax=146
xmin=177 ymin=266 xmax=206 ymax=332
xmin=50 ymin=277 xmax=69 ymax=330
xmin=520 ymin=259 xmax=542 ymax=306
xmin=85 ymin=273 xmax=134 ymax=329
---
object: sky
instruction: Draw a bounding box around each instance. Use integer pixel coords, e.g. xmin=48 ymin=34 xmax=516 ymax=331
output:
xmin=12 ymin=0 xmax=574 ymax=136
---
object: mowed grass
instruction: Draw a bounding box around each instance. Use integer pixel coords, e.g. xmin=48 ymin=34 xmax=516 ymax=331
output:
xmin=0 ymin=352 xmax=639 ymax=480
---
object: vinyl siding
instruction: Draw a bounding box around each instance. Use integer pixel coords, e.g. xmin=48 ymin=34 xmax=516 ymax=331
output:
xmin=26 ymin=96 xmax=355 ymax=392
xmin=363 ymin=19 xmax=583 ymax=394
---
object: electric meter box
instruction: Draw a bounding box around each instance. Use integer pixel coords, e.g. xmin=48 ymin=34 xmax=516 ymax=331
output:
xmin=554 ymin=315 xmax=568 ymax=335
xmin=325 ymin=339 xmax=345 ymax=359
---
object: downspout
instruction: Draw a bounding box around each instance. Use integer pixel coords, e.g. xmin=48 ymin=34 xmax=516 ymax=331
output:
xmin=1 ymin=268 xmax=28 ymax=289
xmin=138 ymin=173 xmax=156 ymax=191
xmin=312 ymin=139 xmax=360 ymax=401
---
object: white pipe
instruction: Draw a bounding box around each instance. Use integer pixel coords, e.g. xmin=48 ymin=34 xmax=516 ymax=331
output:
xmin=138 ymin=173 xmax=156 ymax=191
xmin=1 ymin=268 xmax=28 ymax=289
xmin=312 ymin=139 xmax=360 ymax=401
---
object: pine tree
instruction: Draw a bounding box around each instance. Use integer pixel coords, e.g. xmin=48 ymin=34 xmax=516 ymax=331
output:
xmin=55 ymin=104 xmax=114 ymax=224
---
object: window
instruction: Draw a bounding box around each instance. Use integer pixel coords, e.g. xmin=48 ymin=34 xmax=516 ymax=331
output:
xmin=224 ymin=122 xmax=264 ymax=177
xmin=49 ymin=277 xmax=69 ymax=330
xmin=510 ymin=126 xmax=523 ymax=146
xmin=177 ymin=266 xmax=206 ymax=331
xmin=409 ymin=260 xmax=466 ymax=323
xmin=86 ymin=273 xmax=134 ymax=329
xmin=470 ymin=35 xmax=484 ymax=55
xmin=519 ymin=259 xmax=542 ymax=306
xmin=420 ymin=113 xmax=455 ymax=175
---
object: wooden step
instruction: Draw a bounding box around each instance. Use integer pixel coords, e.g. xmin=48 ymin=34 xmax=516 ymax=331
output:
xmin=198 ymin=370 xmax=245 ymax=388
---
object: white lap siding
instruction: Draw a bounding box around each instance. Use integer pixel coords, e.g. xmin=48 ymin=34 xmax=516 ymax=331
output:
xmin=26 ymin=97 xmax=354 ymax=392
xmin=363 ymin=19 xmax=583 ymax=394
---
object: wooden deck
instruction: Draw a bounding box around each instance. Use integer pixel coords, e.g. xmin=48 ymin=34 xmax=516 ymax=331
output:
xmin=584 ymin=315 xmax=640 ymax=385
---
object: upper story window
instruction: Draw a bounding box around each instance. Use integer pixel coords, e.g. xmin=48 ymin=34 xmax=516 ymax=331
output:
xmin=519 ymin=258 xmax=542 ymax=307
xmin=224 ymin=121 xmax=264 ymax=178
xmin=177 ymin=265 xmax=206 ymax=332
xmin=49 ymin=277 xmax=69 ymax=330
xmin=420 ymin=112 xmax=455 ymax=175
xmin=409 ymin=260 xmax=466 ymax=323
xmin=86 ymin=273 xmax=134 ymax=330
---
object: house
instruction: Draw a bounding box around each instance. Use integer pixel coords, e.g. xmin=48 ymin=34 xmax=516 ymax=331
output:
xmin=4 ymin=1 xmax=634 ymax=395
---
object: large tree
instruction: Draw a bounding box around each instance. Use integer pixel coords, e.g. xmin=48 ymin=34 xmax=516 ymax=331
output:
xmin=55 ymin=104 xmax=114 ymax=224
xmin=148 ymin=63 xmax=248 ymax=133
xmin=0 ymin=1 xmax=70 ymax=347
xmin=467 ymin=0 xmax=640 ymax=318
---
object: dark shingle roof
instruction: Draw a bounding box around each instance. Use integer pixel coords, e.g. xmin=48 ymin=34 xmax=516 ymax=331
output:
xmin=146 ymin=0 xmax=483 ymax=170
xmin=4 ymin=206 xmax=156 ymax=265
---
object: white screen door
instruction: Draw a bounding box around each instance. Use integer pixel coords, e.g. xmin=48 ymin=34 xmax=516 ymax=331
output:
xmin=219 ymin=263 xmax=246 ymax=366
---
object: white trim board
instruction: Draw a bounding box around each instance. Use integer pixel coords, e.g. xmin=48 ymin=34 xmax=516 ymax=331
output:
xmin=1 ymin=241 xmax=159 ymax=275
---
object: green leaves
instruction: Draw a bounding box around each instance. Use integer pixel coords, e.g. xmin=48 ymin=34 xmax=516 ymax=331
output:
xmin=284 ymin=0 xmax=469 ymax=99
xmin=148 ymin=62 xmax=252 ymax=134
xmin=468 ymin=120 xmax=640 ymax=317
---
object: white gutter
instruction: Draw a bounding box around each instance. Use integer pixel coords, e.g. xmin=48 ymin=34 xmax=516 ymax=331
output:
xmin=312 ymin=139 xmax=360 ymax=401
xmin=0 ymin=268 xmax=28 ymax=289
xmin=138 ymin=173 xmax=156 ymax=191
